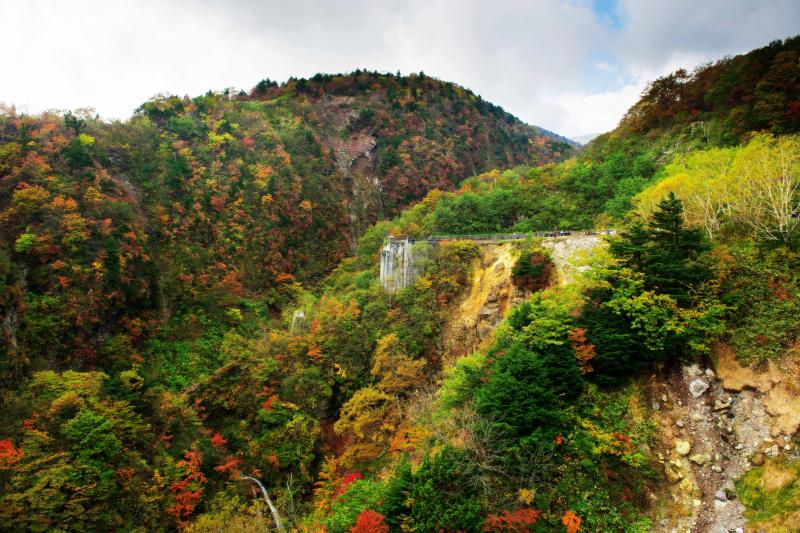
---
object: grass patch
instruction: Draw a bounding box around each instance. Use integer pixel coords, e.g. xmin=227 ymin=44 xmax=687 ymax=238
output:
xmin=736 ymin=459 xmax=800 ymax=532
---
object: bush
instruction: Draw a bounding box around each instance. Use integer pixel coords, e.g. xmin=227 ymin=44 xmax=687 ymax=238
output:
xmin=512 ymin=249 xmax=553 ymax=292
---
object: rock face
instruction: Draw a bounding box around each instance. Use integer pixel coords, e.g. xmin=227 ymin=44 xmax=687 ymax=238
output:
xmin=689 ymin=379 xmax=710 ymax=398
xmin=439 ymin=243 xmax=519 ymax=363
xmin=715 ymin=343 xmax=800 ymax=437
xmin=650 ymin=349 xmax=800 ymax=533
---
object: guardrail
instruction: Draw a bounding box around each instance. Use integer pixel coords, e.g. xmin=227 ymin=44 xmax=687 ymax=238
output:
xmin=421 ymin=229 xmax=615 ymax=243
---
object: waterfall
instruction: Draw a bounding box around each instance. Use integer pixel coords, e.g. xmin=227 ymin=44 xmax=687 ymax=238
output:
xmin=379 ymin=237 xmax=415 ymax=292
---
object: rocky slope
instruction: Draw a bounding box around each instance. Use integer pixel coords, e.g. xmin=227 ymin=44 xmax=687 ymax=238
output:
xmin=648 ymin=345 xmax=799 ymax=533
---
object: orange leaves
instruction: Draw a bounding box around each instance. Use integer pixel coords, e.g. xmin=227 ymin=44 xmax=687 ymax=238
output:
xmin=562 ymin=510 xmax=581 ymax=533
xmin=266 ymin=453 xmax=281 ymax=468
xmin=484 ymin=508 xmax=542 ymax=531
xmin=299 ymin=200 xmax=313 ymax=211
xmin=213 ymin=456 xmax=241 ymax=474
xmin=350 ymin=509 xmax=388 ymax=533
xmin=210 ymin=433 xmax=228 ymax=449
xmin=0 ymin=439 xmax=23 ymax=469
xmin=307 ymin=345 xmax=324 ymax=361
xmin=261 ymin=395 xmax=278 ymax=411
xmin=568 ymin=327 xmax=595 ymax=374
xmin=167 ymin=449 xmax=207 ymax=526
xmin=49 ymin=195 xmax=78 ymax=212
xmin=253 ymin=163 xmax=273 ymax=182
xmin=275 ymin=272 xmax=295 ymax=283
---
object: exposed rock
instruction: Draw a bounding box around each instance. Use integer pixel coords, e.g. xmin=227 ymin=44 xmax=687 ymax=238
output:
xmin=715 ymin=343 xmax=800 ymax=436
xmin=689 ymin=453 xmax=710 ymax=465
xmin=689 ymin=379 xmax=710 ymax=398
xmin=764 ymin=444 xmax=779 ymax=457
xmin=664 ymin=461 xmax=684 ymax=483
xmin=712 ymin=465 xmax=723 ymax=473
xmin=675 ymin=440 xmax=692 ymax=456
xmin=713 ymin=398 xmax=732 ymax=411
xmin=676 ymin=419 xmax=685 ymax=428
xmin=478 ymin=303 xmax=499 ymax=319
xmin=715 ymin=489 xmax=727 ymax=501
xmin=679 ymin=478 xmax=696 ymax=495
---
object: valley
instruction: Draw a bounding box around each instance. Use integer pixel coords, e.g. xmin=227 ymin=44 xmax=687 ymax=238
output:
xmin=1 ymin=32 xmax=800 ymax=533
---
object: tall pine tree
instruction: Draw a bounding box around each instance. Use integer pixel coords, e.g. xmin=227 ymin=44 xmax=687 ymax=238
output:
xmin=611 ymin=192 xmax=710 ymax=306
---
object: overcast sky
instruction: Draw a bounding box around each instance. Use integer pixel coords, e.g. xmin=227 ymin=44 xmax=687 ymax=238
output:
xmin=1 ymin=0 xmax=798 ymax=137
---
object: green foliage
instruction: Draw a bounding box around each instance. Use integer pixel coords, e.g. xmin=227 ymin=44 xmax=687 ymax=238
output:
xmin=382 ymin=447 xmax=485 ymax=532
xmin=476 ymin=290 xmax=584 ymax=443
xmin=512 ymin=248 xmax=553 ymax=291
xmin=611 ymin=192 xmax=711 ymax=306
xmin=324 ymin=479 xmax=385 ymax=532
xmin=735 ymin=459 xmax=800 ymax=532
xmin=718 ymin=245 xmax=800 ymax=364
xmin=13 ymin=232 xmax=37 ymax=253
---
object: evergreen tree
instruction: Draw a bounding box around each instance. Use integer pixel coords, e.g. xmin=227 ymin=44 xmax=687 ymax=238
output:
xmin=612 ymin=192 xmax=710 ymax=305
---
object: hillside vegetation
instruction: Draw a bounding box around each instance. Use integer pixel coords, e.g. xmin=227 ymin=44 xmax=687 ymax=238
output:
xmin=1 ymin=37 xmax=799 ymax=532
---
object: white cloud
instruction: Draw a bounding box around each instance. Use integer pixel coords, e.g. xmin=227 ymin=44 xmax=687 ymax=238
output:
xmin=548 ymin=80 xmax=645 ymax=136
xmin=595 ymin=62 xmax=618 ymax=72
xmin=1 ymin=0 xmax=798 ymax=137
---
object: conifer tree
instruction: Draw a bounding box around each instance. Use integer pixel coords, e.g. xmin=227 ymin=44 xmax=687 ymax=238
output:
xmin=612 ymin=192 xmax=710 ymax=305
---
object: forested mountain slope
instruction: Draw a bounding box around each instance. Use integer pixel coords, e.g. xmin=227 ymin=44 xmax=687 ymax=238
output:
xmin=571 ymin=35 xmax=800 ymax=221
xmin=0 ymin=72 xmax=571 ymax=381
xmin=1 ymin=38 xmax=799 ymax=533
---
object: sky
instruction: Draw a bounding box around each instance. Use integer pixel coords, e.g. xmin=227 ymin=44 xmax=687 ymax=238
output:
xmin=1 ymin=0 xmax=798 ymax=138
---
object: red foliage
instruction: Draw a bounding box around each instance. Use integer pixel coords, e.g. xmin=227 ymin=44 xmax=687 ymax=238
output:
xmin=350 ymin=509 xmax=388 ymax=533
xmin=613 ymin=432 xmax=630 ymax=443
xmin=210 ymin=433 xmax=228 ymax=448
xmin=307 ymin=345 xmax=323 ymax=360
xmin=261 ymin=395 xmax=278 ymax=411
xmin=209 ymin=195 xmax=226 ymax=211
xmin=275 ymin=272 xmax=295 ymax=283
xmin=333 ymin=471 xmax=363 ymax=497
xmin=0 ymin=439 xmax=24 ymax=469
xmin=483 ymin=508 xmax=542 ymax=532
xmin=167 ymin=450 xmax=207 ymax=526
xmin=22 ymin=412 xmax=39 ymax=431
xmin=213 ymin=456 xmax=242 ymax=474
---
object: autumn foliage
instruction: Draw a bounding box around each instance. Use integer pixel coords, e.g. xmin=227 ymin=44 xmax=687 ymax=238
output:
xmin=484 ymin=508 xmax=542 ymax=532
xmin=350 ymin=509 xmax=389 ymax=533
xmin=167 ymin=450 xmax=207 ymax=526
xmin=562 ymin=510 xmax=582 ymax=533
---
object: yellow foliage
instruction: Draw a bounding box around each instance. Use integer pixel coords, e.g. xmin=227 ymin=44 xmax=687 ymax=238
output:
xmin=517 ymin=488 xmax=535 ymax=505
xmin=371 ymin=333 xmax=425 ymax=396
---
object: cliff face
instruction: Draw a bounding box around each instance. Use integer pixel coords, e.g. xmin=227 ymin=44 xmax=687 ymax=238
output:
xmin=439 ymin=242 xmax=519 ymax=363
xmin=436 ymin=234 xmax=604 ymax=365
